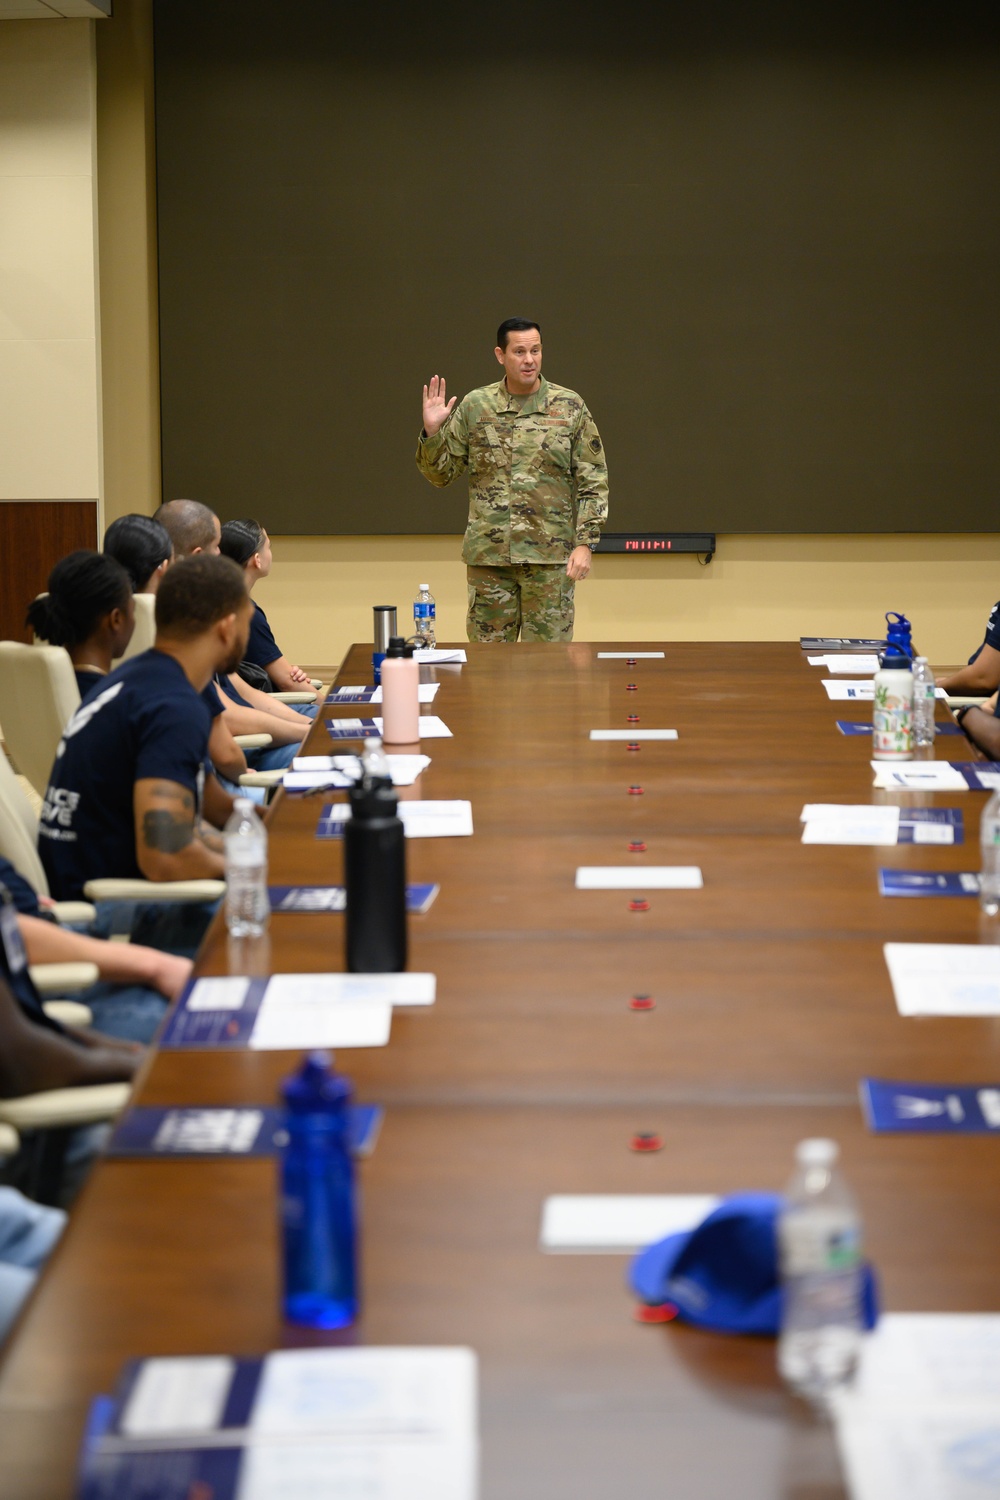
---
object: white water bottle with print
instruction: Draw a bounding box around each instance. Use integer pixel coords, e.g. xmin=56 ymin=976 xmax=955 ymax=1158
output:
xmin=778 ymin=1139 xmax=864 ymax=1402
xmin=224 ymin=797 xmax=269 ymax=938
xmin=979 ymin=789 xmax=1000 ymax=916
xmin=413 ymin=584 xmax=436 ymax=648
xmin=871 ymin=648 xmax=913 ymax=760
xmin=911 ymin=656 xmax=936 ymax=747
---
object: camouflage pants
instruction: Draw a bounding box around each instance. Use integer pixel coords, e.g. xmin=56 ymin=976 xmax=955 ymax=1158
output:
xmin=466 ymin=564 xmax=575 ymax=643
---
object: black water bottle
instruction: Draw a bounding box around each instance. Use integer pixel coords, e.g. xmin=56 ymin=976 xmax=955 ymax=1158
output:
xmin=345 ymin=739 xmax=407 ymax=972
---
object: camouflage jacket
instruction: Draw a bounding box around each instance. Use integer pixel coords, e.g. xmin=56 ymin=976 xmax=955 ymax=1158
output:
xmin=415 ymin=377 xmax=609 ymax=565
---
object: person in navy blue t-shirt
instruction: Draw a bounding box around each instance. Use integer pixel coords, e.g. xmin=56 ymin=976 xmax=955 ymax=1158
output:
xmin=219 ymin=519 xmax=313 ymax=693
xmin=26 ymin=552 xmax=135 ymax=703
xmin=38 ymin=556 xmax=251 ymax=903
xmin=938 ymin=598 xmax=1000 ymax=698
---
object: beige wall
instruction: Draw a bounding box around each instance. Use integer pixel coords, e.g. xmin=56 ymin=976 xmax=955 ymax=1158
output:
xmin=255 ymin=533 xmax=1000 ymax=671
xmin=93 ymin=2 xmax=997 ymax=673
xmin=0 ymin=19 xmax=100 ymax=503
xmin=94 ymin=0 xmax=158 ymax=524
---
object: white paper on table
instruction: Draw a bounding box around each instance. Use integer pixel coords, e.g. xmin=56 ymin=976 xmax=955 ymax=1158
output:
xmin=589 ymin=729 xmax=678 ymax=741
xmin=248 ymin=976 xmax=393 ymax=1049
xmin=185 ymin=977 xmax=251 ymax=1011
xmin=249 ymin=1347 xmax=477 ymax=1440
xmin=413 ymin=648 xmax=467 ymax=664
xmin=238 ymin=1438 xmax=477 ymax=1500
xmin=808 ymin=654 xmax=881 ymax=673
xmin=540 ymin=1194 xmax=720 ymax=1253
xmin=596 ymin=651 xmax=665 ymax=659
xmin=283 ymin=769 xmax=355 ymax=790
xmin=823 ymin=680 xmax=876 ymax=700
xmin=832 ymin=1315 xmax=1000 ymax=1500
xmin=575 ymin=866 xmax=703 ymax=890
xmin=372 ymin=715 xmax=452 ymax=740
xmin=800 ymin=805 xmax=900 ymax=845
xmin=121 ymin=1357 xmax=235 ymax=1435
xmin=323 ymin=801 xmax=474 ymax=839
xmin=883 ymin=943 xmax=1000 ymax=1017
xmin=264 ymin=973 xmax=434 ymax=1008
xmin=871 ymin=761 xmax=968 ymax=791
xmin=822 ymin=679 xmax=947 ymax=701
xmin=290 ymin=754 xmax=431 ymax=787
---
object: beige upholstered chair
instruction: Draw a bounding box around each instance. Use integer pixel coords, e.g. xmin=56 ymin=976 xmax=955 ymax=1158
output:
xmin=0 ymin=642 xmax=79 ymax=798
xmin=119 ymin=591 xmax=156 ymax=662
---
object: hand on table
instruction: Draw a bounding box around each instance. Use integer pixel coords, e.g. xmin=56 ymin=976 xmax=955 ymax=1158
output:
xmin=565 ymin=546 xmax=592 ymax=581
xmin=422 ymin=375 xmax=457 ymax=437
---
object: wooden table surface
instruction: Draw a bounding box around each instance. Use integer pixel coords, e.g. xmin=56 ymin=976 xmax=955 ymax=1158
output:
xmin=1 ymin=641 xmax=997 ymax=1499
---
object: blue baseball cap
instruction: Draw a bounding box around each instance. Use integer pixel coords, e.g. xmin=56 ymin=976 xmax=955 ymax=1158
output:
xmin=629 ymin=1192 xmax=879 ymax=1336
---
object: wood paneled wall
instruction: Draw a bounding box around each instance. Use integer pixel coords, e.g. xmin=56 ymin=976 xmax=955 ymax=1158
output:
xmin=0 ymin=502 xmax=98 ymax=643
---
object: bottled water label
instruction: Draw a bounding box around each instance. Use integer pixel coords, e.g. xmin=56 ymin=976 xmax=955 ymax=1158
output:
xmin=414 ymin=602 xmax=435 ymax=620
xmin=780 ymin=1211 xmax=861 ymax=1275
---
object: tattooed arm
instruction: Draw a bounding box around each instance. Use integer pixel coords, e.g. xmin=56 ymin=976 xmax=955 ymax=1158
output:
xmin=133 ymin=779 xmax=226 ymax=883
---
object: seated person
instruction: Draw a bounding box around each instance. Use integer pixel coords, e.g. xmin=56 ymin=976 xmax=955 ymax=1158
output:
xmin=219 ymin=519 xmax=314 ymax=695
xmin=37 ymin=556 xmax=250 ymax=946
xmin=954 ymin=692 xmax=1000 ymax=758
xmin=0 ymin=1186 xmax=66 ymax=1344
xmin=26 ymin=552 xmax=135 ymax=701
xmin=103 ymin=513 xmax=173 ymax=594
xmin=214 ymin=668 xmax=312 ymax=773
xmin=937 ymin=599 xmax=1000 ymax=696
xmin=0 ymin=890 xmax=140 ymax=1206
xmin=153 ymin=497 xmax=221 ymax=558
xmin=0 ymin=855 xmax=190 ymax=1044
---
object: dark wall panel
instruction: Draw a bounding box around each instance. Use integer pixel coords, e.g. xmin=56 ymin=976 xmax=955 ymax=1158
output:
xmin=154 ymin=2 xmax=1000 ymax=534
xmin=0 ymin=502 xmax=98 ymax=643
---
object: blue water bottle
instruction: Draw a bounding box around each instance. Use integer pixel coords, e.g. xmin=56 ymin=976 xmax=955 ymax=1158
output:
xmin=280 ymin=1051 xmax=359 ymax=1328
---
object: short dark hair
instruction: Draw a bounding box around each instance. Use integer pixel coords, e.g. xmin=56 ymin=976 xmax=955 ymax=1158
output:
xmin=154 ymin=498 xmax=218 ymax=558
xmin=103 ymin=513 xmax=173 ymax=591
xmin=220 ymin=518 xmax=266 ymax=569
xmin=496 ymin=317 xmax=541 ymax=349
xmin=26 ymin=551 xmax=132 ymax=648
xmin=155 ymin=555 xmax=248 ymax=640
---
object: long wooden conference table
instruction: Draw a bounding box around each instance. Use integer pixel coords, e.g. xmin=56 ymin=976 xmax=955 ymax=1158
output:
xmin=1 ymin=641 xmax=999 ymax=1498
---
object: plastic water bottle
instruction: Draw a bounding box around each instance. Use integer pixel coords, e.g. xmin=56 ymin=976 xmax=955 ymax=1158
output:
xmin=778 ymin=1139 xmax=864 ymax=1402
xmin=980 ymin=789 xmax=1000 ymax=916
xmin=280 ymin=1051 xmax=358 ymax=1329
xmin=413 ymin=583 xmax=436 ymax=648
xmin=911 ymin=656 xmax=936 ymax=746
xmin=223 ymin=797 xmax=269 ymax=937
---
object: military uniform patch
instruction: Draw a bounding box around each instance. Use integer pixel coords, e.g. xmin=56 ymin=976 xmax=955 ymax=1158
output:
xmin=590 ymin=436 xmax=602 ymax=454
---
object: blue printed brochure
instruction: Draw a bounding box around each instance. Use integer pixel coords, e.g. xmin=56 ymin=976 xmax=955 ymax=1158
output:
xmin=951 ymin=761 xmax=1000 ymax=790
xmin=106 ymin=1104 xmax=383 ymax=1160
xmin=325 ymin=717 xmax=379 ymax=741
xmin=836 ymin=720 xmax=961 ymax=736
xmin=879 ymin=870 xmax=979 ymax=898
xmin=896 ymin=807 xmax=964 ymax=845
xmin=157 ymin=973 xmax=412 ymax=1052
xmin=860 ymin=1078 xmax=1000 ymax=1134
xmin=326 ymin=686 xmax=376 ymax=704
xmin=269 ymin=883 xmax=439 ymax=915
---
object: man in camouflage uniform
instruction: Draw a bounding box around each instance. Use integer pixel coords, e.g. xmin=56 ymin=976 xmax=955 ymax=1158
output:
xmin=415 ymin=319 xmax=609 ymax=642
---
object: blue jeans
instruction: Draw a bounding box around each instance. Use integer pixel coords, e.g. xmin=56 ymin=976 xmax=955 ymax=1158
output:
xmin=293 ymin=703 xmax=319 ymax=719
xmin=245 ymin=740 xmax=299 ymax=772
xmin=0 ymin=1187 xmax=65 ymax=1340
xmin=90 ymin=899 xmax=220 ymax=959
xmin=76 ymin=980 xmax=167 ymax=1044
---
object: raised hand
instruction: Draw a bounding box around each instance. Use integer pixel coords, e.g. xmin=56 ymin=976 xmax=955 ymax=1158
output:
xmin=422 ymin=374 xmax=457 ymax=437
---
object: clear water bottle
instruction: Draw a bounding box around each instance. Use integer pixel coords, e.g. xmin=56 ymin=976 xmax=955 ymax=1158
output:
xmin=223 ymin=796 xmax=269 ymax=937
xmin=413 ymin=583 xmax=436 ymax=647
xmin=980 ymin=789 xmax=1000 ymax=916
xmin=778 ymin=1139 xmax=863 ymax=1402
xmin=911 ymin=656 xmax=936 ymax=746
xmin=360 ymin=735 xmax=390 ymax=780
xmin=280 ymin=1051 xmax=358 ymax=1329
